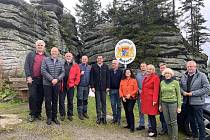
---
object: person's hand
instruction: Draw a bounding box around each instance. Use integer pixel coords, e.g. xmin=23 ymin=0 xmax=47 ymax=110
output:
xmin=126 ymin=94 xmax=131 ymax=99
xmin=27 ymin=77 xmax=33 ymax=84
xmin=159 ymin=106 xmax=163 ymax=112
xmin=106 ymin=88 xmax=110 ymax=93
xmin=122 ymin=97 xmax=126 ymax=102
xmin=52 ymin=79 xmax=58 ymax=85
xmin=188 ymin=92 xmax=192 ymax=96
xmin=81 ymin=71 xmax=85 ymax=75
xmin=153 ymin=102 xmax=157 ymax=106
xmin=91 ymin=88 xmax=95 ymax=93
xmin=183 ymin=92 xmax=188 ymax=96
xmin=177 ymin=108 xmax=181 ymax=113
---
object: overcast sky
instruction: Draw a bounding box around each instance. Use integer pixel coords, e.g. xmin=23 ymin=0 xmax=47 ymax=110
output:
xmin=25 ymin=0 xmax=210 ymax=60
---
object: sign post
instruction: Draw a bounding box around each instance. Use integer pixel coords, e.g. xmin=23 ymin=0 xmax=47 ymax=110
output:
xmin=115 ymin=39 xmax=136 ymax=69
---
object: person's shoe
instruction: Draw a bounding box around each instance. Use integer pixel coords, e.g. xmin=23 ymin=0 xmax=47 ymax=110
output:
xmin=130 ymin=129 xmax=135 ymax=133
xmin=78 ymin=114 xmax=84 ymax=120
xmin=60 ymin=116 xmax=65 ymax=121
xmin=159 ymin=129 xmax=167 ymax=135
xmin=46 ymin=118 xmax=52 ymax=125
xmin=117 ymin=120 xmax=121 ymax=126
xmin=36 ymin=115 xmax=42 ymax=121
xmin=83 ymin=113 xmax=89 ymax=119
xmin=52 ymin=118 xmax=60 ymax=125
xmin=148 ymin=127 xmax=152 ymax=133
xmin=124 ymin=125 xmax=130 ymax=129
xmin=102 ymin=118 xmax=107 ymax=124
xmin=67 ymin=116 xmax=73 ymax=121
xmin=148 ymin=132 xmax=157 ymax=137
xmin=111 ymin=119 xmax=117 ymax=124
xmin=28 ymin=115 xmax=36 ymax=122
xmin=136 ymin=126 xmax=145 ymax=131
xmin=96 ymin=118 xmax=101 ymax=124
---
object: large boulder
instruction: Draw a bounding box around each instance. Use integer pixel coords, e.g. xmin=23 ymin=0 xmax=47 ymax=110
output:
xmin=82 ymin=23 xmax=208 ymax=76
xmin=0 ymin=0 xmax=81 ymax=77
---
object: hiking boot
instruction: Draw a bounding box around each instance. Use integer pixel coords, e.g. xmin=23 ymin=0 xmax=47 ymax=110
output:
xmin=60 ymin=116 xmax=65 ymax=121
xmin=46 ymin=118 xmax=52 ymax=125
xmin=124 ymin=125 xmax=130 ymax=129
xmin=52 ymin=118 xmax=60 ymax=125
xmin=136 ymin=126 xmax=145 ymax=131
xmin=159 ymin=129 xmax=167 ymax=135
xmin=36 ymin=115 xmax=42 ymax=121
xmin=111 ymin=119 xmax=117 ymax=124
xmin=78 ymin=114 xmax=84 ymax=120
xmin=83 ymin=113 xmax=89 ymax=119
xmin=96 ymin=118 xmax=101 ymax=124
xmin=67 ymin=116 xmax=73 ymax=121
xmin=28 ymin=115 xmax=36 ymax=122
xmin=102 ymin=118 xmax=107 ymax=124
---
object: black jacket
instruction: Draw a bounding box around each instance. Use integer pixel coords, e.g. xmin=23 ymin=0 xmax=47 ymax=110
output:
xmin=24 ymin=51 xmax=48 ymax=78
xmin=90 ymin=63 xmax=110 ymax=91
xmin=109 ymin=69 xmax=123 ymax=89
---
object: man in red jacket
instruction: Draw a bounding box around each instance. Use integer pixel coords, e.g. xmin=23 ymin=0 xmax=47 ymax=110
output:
xmin=59 ymin=52 xmax=80 ymax=121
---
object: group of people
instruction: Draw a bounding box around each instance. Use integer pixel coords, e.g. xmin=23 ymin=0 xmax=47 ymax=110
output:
xmin=24 ymin=40 xmax=210 ymax=140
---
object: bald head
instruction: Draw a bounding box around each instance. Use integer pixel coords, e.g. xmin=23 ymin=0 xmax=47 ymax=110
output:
xmin=51 ymin=47 xmax=59 ymax=58
xmin=112 ymin=59 xmax=119 ymax=70
xmin=81 ymin=55 xmax=88 ymax=64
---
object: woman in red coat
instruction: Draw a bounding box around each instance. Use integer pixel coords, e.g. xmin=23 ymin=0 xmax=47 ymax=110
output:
xmin=141 ymin=64 xmax=160 ymax=137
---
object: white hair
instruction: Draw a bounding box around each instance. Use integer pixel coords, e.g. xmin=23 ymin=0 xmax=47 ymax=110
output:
xmin=35 ymin=40 xmax=45 ymax=47
xmin=162 ymin=68 xmax=174 ymax=77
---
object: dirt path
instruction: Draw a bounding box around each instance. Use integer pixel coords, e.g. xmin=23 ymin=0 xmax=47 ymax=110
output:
xmin=0 ymin=102 xmax=170 ymax=140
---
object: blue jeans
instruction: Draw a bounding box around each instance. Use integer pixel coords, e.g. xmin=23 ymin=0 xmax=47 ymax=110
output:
xmin=77 ymin=86 xmax=89 ymax=114
xmin=137 ymin=95 xmax=151 ymax=127
xmin=109 ymin=89 xmax=121 ymax=122
xmin=160 ymin=111 xmax=168 ymax=132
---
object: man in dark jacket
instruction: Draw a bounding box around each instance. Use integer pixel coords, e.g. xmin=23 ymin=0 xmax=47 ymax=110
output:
xmin=24 ymin=40 xmax=48 ymax=122
xmin=109 ymin=60 xmax=122 ymax=125
xmin=180 ymin=61 xmax=210 ymax=140
xmin=90 ymin=55 xmax=110 ymax=124
xmin=77 ymin=55 xmax=91 ymax=120
xmin=41 ymin=47 xmax=65 ymax=125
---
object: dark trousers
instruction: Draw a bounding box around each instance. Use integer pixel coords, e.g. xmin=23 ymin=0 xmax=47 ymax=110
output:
xmin=44 ymin=85 xmax=59 ymax=119
xmin=109 ymin=89 xmax=121 ymax=122
xmin=185 ymin=104 xmax=205 ymax=139
xmin=77 ymin=86 xmax=89 ymax=114
xmin=148 ymin=115 xmax=157 ymax=134
xmin=159 ymin=111 xmax=168 ymax=131
xmin=28 ymin=78 xmax=44 ymax=117
xmin=95 ymin=90 xmax=107 ymax=119
xmin=59 ymin=87 xmax=74 ymax=117
xmin=122 ymin=99 xmax=136 ymax=131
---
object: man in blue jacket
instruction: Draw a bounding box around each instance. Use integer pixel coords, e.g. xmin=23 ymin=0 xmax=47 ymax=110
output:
xmin=24 ymin=40 xmax=48 ymax=122
xmin=109 ymin=60 xmax=122 ymax=125
xmin=180 ymin=60 xmax=210 ymax=140
xmin=77 ymin=55 xmax=91 ymax=120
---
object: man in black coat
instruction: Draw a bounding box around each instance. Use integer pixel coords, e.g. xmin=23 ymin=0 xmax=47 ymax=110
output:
xmin=24 ymin=40 xmax=48 ymax=122
xmin=90 ymin=55 xmax=110 ymax=124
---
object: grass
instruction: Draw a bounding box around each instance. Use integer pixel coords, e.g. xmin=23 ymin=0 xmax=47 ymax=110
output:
xmin=0 ymin=95 xmax=186 ymax=140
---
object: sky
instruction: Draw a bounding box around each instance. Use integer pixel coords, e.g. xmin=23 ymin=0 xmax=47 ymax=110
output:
xmin=25 ymin=0 xmax=210 ymax=61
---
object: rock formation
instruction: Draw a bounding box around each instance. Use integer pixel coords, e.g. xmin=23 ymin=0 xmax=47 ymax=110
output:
xmin=0 ymin=0 xmax=81 ymax=77
xmin=82 ymin=23 xmax=208 ymax=77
